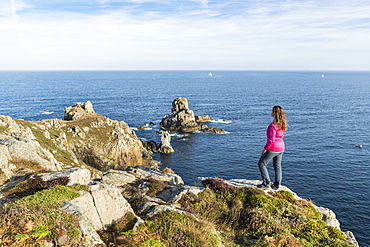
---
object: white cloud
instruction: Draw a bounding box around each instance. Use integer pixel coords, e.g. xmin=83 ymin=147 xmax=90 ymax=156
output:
xmin=1 ymin=0 xmax=370 ymax=70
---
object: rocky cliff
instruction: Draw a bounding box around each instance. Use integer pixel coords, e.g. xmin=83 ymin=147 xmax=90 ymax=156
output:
xmin=0 ymin=101 xmax=158 ymax=186
xmin=0 ymin=102 xmax=359 ymax=247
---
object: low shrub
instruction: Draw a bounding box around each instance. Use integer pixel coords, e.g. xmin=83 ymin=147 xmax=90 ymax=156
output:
xmin=179 ymin=178 xmax=353 ymax=247
xmin=117 ymin=210 xmax=221 ymax=247
xmin=0 ymin=185 xmax=81 ymax=246
xmin=5 ymin=175 xmax=70 ymax=199
xmin=116 ymin=220 xmax=163 ymax=247
xmin=154 ymin=210 xmax=221 ymax=247
xmin=11 ymin=185 xmax=80 ymax=207
xmin=202 ymin=178 xmax=237 ymax=193
xmin=146 ymin=178 xmax=171 ymax=197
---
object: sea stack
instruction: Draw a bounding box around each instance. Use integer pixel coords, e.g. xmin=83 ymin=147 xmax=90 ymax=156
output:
xmin=158 ymin=130 xmax=174 ymax=154
xmin=160 ymin=98 xmax=208 ymax=132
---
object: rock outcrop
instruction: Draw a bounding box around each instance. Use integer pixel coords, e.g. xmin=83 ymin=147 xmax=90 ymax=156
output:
xmin=160 ymin=98 xmax=226 ymax=133
xmin=61 ymin=201 xmax=105 ymax=246
xmin=0 ymin=101 xmax=158 ymax=186
xmin=70 ymin=181 xmax=140 ymax=231
xmin=195 ymin=115 xmax=213 ymax=122
xmin=36 ymin=167 xmax=91 ymax=185
xmin=64 ymin=101 xmax=95 ymax=121
xmin=202 ymin=127 xmax=227 ymax=134
xmin=139 ymin=131 xmax=174 ymax=154
xmin=160 ymin=98 xmax=208 ymax=132
xmin=139 ymin=140 xmax=159 ymax=153
xmin=0 ymin=115 xmax=64 ymax=184
xmin=158 ymin=130 xmax=174 ymax=154
xmin=125 ymin=165 xmax=184 ymax=186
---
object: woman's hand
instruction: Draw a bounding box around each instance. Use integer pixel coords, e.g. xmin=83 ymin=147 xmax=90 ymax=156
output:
xmin=261 ymin=149 xmax=267 ymax=155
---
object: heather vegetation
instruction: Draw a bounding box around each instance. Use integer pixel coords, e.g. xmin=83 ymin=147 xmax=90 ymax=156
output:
xmin=118 ymin=178 xmax=353 ymax=247
xmin=146 ymin=178 xmax=171 ymax=197
xmin=0 ymin=172 xmax=355 ymax=246
xmin=0 ymin=176 xmax=82 ymax=246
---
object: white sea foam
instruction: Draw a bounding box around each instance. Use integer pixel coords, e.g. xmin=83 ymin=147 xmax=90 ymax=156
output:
xmin=170 ymin=133 xmax=186 ymax=138
xmin=196 ymin=103 xmax=216 ymax=106
xmin=210 ymin=119 xmax=232 ymax=124
xmin=133 ymin=127 xmax=153 ymax=130
xmin=41 ymin=111 xmax=54 ymax=114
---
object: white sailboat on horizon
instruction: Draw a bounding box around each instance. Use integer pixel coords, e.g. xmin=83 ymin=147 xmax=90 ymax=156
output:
xmin=208 ymin=72 xmax=212 ymax=76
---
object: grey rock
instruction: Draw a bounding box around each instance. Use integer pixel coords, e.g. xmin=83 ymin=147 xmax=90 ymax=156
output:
xmin=127 ymin=166 xmax=184 ymax=186
xmin=0 ymin=116 xmax=36 ymax=140
xmin=202 ymin=127 xmax=227 ymax=134
xmin=41 ymin=118 xmax=66 ymax=129
xmin=61 ymin=201 xmax=105 ymax=246
xmin=36 ymin=167 xmax=91 ymax=185
xmin=43 ymin=130 xmax=51 ymax=139
xmin=89 ymin=182 xmax=136 ymax=229
xmin=137 ymin=201 xmax=159 ymax=215
xmin=315 ymin=206 xmax=341 ymax=230
xmin=0 ymin=144 xmax=11 ymax=162
xmin=157 ymin=187 xmax=187 ymax=203
xmin=82 ymin=101 xmax=95 ymax=114
xmin=195 ymin=115 xmax=213 ymax=122
xmin=0 ymin=135 xmax=62 ymax=171
xmin=147 ymin=204 xmax=185 ymax=219
xmin=137 ymin=201 xmax=185 ymax=219
xmin=158 ymin=130 xmax=174 ymax=154
xmin=102 ymin=169 xmax=137 ymax=186
xmin=64 ymin=101 xmax=95 ymax=121
xmin=69 ymin=190 xmax=103 ymax=230
xmin=140 ymin=139 xmax=159 ymax=153
xmin=344 ymin=231 xmax=359 ymax=247
xmin=57 ymin=234 xmax=70 ymax=246
xmin=157 ymin=186 xmax=204 ymax=204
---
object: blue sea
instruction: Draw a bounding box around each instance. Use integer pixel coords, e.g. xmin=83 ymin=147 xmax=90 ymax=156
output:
xmin=0 ymin=70 xmax=369 ymax=246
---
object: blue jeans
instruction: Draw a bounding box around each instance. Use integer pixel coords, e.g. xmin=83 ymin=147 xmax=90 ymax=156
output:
xmin=258 ymin=151 xmax=283 ymax=186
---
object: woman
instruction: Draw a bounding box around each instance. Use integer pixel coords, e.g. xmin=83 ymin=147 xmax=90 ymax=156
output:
xmin=257 ymin=106 xmax=287 ymax=190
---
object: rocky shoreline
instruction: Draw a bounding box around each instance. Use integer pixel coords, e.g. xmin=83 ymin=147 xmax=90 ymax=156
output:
xmin=0 ymin=101 xmax=359 ymax=246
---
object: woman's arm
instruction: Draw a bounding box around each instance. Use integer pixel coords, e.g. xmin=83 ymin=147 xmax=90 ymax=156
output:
xmin=264 ymin=124 xmax=276 ymax=151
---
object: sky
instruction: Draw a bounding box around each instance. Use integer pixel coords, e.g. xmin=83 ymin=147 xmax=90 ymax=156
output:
xmin=1 ymin=0 xmax=370 ymax=70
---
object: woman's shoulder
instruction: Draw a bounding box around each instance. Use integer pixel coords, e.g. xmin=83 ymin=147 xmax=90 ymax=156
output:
xmin=268 ymin=122 xmax=284 ymax=131
xmin=268 ymin=122 xmax=276 ymax=128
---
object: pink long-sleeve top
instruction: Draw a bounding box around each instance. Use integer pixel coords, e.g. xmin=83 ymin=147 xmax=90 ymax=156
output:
xmin=264 ymin=122 xmax=285 ymax=152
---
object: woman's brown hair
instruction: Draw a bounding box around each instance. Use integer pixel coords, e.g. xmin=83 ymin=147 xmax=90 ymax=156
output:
xmin=272 ymin=106 xmax=287 ymax=131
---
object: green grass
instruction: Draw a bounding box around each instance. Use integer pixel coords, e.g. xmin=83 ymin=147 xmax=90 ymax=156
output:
xmin=1 ymin=185 xmax=82 ymax=246
xmin=177 ymin=178 xmax=354 ymax=247
xmin=119 ymin=211 xmax=221 ymax=247
xmin=11 ymin=185 xmax=80 ymax=207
